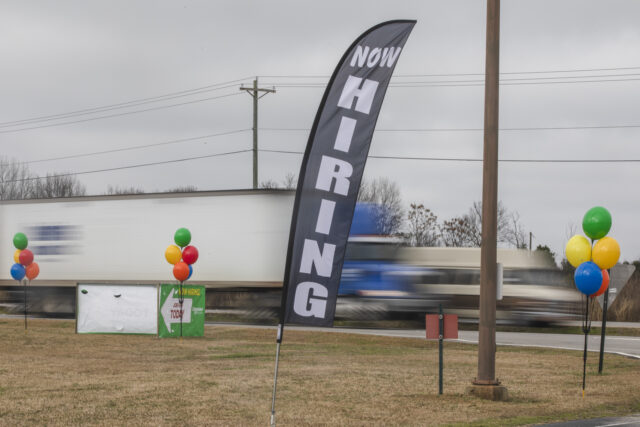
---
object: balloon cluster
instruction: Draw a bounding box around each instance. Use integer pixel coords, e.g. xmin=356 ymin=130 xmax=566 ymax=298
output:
xmin=165 ymin=228 xmax=199 ymax=282
xmin=10 ymin=233 xmax=40 ymax=281
xmin=566 ymin=207 xmax=619 ymax=296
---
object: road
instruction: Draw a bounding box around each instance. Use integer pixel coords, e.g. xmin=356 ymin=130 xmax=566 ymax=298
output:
xmin=210 ymin=323 xmax=640 ymax=359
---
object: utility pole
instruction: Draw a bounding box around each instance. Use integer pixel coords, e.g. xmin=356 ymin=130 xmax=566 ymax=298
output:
xmin=469 ymin=0 xmax=508 ymax=401
xmin=240 ymin=78 xmax=276 ymax=189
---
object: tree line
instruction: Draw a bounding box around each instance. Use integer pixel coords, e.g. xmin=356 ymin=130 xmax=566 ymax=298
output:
xmin=355 ymin=177 xmax=528 ymax=250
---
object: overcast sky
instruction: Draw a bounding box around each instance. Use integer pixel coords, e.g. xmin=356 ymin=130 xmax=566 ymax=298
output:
xmin=3 ymin=0 xmax=640 ymax=262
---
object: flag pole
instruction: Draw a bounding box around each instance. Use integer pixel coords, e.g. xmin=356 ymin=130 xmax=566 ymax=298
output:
xmin=270 ymin=323 xmax=284 ymax=427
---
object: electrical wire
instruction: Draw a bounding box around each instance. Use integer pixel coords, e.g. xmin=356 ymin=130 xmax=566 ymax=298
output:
xmin=4 ymin=66 xmax=640 ymax=131
xmin=260 ymin=66 xmax=640 ymax=79
xmin=0 ymin=77 xmax=252 ymax=128
xmin=0 ymin=92 xmax=244 ymax=134
xmin=261 ymin=124 xmax=640 ymax=132
xmin=258 ymin=149 xmax=640 ymax=163
xmin=0 ymin=149 xmax=252 ymax=184
xmin=22 ymin=129 xmax=251 ymax=165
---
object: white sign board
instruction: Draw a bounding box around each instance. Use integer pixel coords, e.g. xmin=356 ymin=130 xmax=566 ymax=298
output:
xmin=77 ymin=284 xmax=158 ymax=334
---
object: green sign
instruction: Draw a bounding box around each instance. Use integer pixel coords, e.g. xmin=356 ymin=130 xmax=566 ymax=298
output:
xmin=158 ymin=284 xmax=205 ymax=338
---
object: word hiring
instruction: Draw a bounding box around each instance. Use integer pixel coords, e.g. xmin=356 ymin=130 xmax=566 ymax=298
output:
xmin=293 ymin=46 xmax=399 ymax=319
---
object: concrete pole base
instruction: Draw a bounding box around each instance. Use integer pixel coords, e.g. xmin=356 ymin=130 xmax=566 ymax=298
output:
xmin=466 ymin=384 xmax=509 ymax=401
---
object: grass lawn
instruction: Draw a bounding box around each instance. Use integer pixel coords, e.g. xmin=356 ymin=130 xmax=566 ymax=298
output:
xmin=0 ymin=318 xmax=639 ymax=426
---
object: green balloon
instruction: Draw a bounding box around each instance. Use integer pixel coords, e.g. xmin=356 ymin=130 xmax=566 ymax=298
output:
xmin=174 ymin=228 xmax=192 ymax=247
xmin=13 ymin=232 xmax=28 ymax=250
xmin=582 ymin=206 xmax=612 ymax=240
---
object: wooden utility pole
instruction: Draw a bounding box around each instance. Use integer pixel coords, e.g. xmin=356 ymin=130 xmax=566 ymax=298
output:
xmin=469 ymin=0 xmax=508 ymax=401
xmin=240 ymin=78 xmax=276 ymax=189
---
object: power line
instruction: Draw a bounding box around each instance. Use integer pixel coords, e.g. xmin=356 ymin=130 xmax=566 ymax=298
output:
xmin=260 ymin=66 xmax=640 ymax=79
xmin=0 ymin=77 xmax=252 ymax=128
xmin=259 ymin=149 xmax=640 ymax=163
xmin=22 ymin=129 xmax=250 ymax=165
xmin=266 ymin=72 xmax=640 ymax=85
xmin=264 ymin=77 xmax=640 ymax=89
xmin=261 ymin=124 xmax=640 ymax=132
xmin=16 ymin=123 xmax=639 ymax=167
xmin=0 ymin=92 xmax=244 ymax=134
xmin=5 ymin=66 xmax=640 ymax=130
xmin=0 ymin=149 xmax=252 ymax=184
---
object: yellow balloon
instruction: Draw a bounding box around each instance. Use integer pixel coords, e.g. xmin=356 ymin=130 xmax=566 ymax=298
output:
xmin=164 ymin=245 xmax=182 ymax=265
xmin=565 ymin=235 xmax=592 ymax=267
xmin=592 ymin=237 xmax=620 ymax=270
xmin=13 ymin=249 xmax=21 ymax=264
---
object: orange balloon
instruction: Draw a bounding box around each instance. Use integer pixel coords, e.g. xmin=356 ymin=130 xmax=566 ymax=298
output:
xmin=26 ymin=262 xmax=40 ymax=281
xmin=592 ymin=269 xmax=610 ymax=297
xmin=173 ymin=261 xmax=190 ymax=282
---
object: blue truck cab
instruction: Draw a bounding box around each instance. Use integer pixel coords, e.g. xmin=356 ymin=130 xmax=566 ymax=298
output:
xmin=336 ymin=203 xmax=435 ymax=319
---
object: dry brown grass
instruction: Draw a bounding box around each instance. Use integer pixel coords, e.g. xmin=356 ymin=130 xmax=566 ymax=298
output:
xmin=0 ymin=318 xmax=639 ymax=426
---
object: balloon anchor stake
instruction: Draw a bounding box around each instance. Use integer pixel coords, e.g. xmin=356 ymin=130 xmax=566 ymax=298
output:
xmin=179 ymin=281 xmax=184 ymax=341
xmin=581 ymin=296 xmax=594 ymax=397
xmin=24 ymin=279 xmax=28 ymax=333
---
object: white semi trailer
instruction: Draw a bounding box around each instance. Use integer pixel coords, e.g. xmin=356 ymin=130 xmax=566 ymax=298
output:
xmin=0 ymin=190 xmax=295 ymax=314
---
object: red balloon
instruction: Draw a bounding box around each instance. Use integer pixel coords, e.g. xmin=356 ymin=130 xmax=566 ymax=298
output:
xmin=173 ymin=262 xmax=190 ymax=282
xmin=26 ymin=262 xmax=39 ymax=280
xmin=19 ymin=249 xmax=34 ymax=266
xmin=182 ymin=245 xmax=199 ymax=265
xmin=592 ymin=269 xmax=610 ymax=297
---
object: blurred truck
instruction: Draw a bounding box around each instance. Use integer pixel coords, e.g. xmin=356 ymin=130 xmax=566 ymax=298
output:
xmin=0 ymin=190 xmax=579 ymax=324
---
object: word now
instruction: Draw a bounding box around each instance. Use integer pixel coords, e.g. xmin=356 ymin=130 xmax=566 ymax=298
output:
xmin=350 ymin=45 xmax=402 ymax=68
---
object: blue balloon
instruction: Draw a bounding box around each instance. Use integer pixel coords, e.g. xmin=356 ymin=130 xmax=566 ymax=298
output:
xmin=187 ymin=264 xmax=193 ymax=280
xmin=574 ymin=261 xmax=603 ymax=295
xmin=10 ymin=263 xmax=26 ymax=281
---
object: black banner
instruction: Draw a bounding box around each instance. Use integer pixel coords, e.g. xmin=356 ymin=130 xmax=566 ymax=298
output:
xmin=280 ymin=21 xmax=415 ymax=327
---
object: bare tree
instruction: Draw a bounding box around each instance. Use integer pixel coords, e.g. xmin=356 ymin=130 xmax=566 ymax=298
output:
xmin=503 ymin=211 xmax=527 ymax=249
xmin=33 ymin=173 xmax=86 ymax=198
xmin=259 ymin=179 xmax=280 ymax=189
xmin=0 ymin=158 xmax=34 ymax=200
xmin=167 ymin=185 xmax=198 ymax=193
xmin=440 ymin=216 xmax=475 ymax=247
xmin=357 ymin=177 xmax=404 ymax=235
xmin=406 ymin=203 xmax=439 ymax=246
xmin=106 ymin=185 xmax=145 ymax=195
xmin=260 ymin=173 xmax=297 ymax=190
xmin=440 ymin=201 xmax=527 ymax=248
xmin=282 ymin=172 xmax=297 ymax=190
xmin=1 ymin=158 xmax=86 ymax=200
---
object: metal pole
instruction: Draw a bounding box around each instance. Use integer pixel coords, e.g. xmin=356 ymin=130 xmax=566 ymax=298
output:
xmin=476 ymin=0 xmax=500 ymax=386
xmin=179 ymin=281 xmax=184 ymax=339
xmin=582 ymin=299 xmax=590 ymax=397
xmin=24 ymin=279 xmax=28 ymax=332
xmin=438 ymin=304 xmax=444 ymax=395
xmin=270 ymin=323 xmax=284 ymax=427
xmin=529 ymin=232 xmax=532 ymax=251
xmin=252 ymin=78 xmax=258 ymax=190
xmin=598 ymin=283 xmax=610 ymax=374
